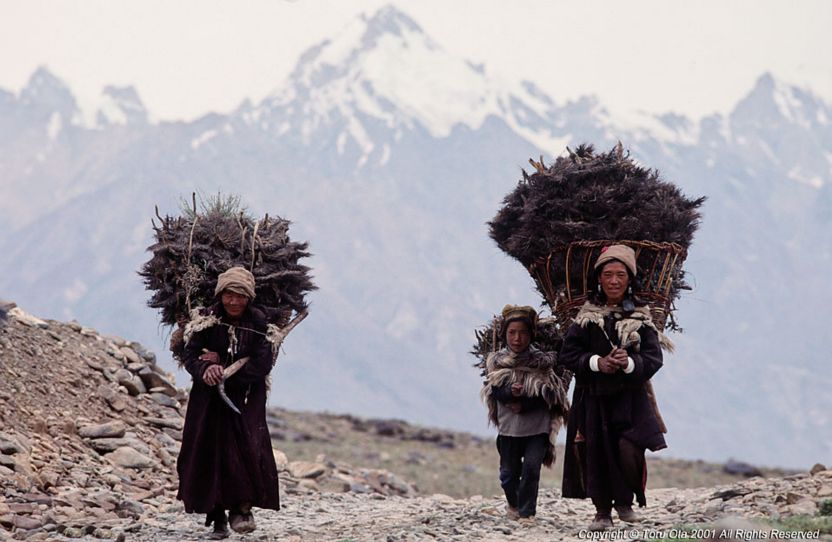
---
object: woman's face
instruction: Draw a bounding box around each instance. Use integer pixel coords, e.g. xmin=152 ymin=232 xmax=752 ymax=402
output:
xmin=599 ymin=261 xmax=630 ymax=305
xmin=506 ymin=320 xmax=532 ymax=353
xmin=221 ymin=290 xmax=249 ymax=318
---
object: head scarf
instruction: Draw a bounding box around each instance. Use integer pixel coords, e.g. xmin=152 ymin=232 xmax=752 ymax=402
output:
xmin=500 ymin=304 xmax=537 ymax=340
xmin=594 ymin=244 xmax=637 ymax=277
xmin=214 ymin=266 xmax=256 ymax=299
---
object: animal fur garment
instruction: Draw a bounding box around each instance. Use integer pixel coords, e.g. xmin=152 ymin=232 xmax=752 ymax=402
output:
xmin=181 ymin=304 xmax=288 ymax=372
xmin=140 ymin=194 xmax=316 ymax=333
xmin=182 ymin=308 xmax=220 ymax=347
xmin=573 ymin=302 xmax=675 ymax=353
xmin=480 ymin=347 xmax=570 ymax=467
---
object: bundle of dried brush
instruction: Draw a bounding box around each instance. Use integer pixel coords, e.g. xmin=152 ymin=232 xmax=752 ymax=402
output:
xmin=487 ymin=143 xmax=705 ymax=331
xmin=139 ymin=193 xmax=316 ymax=356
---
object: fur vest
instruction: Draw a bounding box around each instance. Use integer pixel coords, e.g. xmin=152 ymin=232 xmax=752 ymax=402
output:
xmin=481 ymin=346 xmax=570 ymax=466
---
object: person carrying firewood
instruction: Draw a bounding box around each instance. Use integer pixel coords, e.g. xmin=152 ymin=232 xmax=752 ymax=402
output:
xmin=559 ymin=245 xmax=671 ymax=531
xmin=481 ymin=305 xmax=569 ymax=522
xmin=176 ymin=267 xmax=279 ymax=539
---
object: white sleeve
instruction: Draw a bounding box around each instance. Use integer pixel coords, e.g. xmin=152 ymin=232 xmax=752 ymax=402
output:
xmin=623 ymin=356 xmax=635 ymax=374
xmin=589 ymin=354 xmax=601 ymax=372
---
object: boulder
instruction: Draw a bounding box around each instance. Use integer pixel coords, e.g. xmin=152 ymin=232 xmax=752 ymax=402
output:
xmin=8 ymin=307 xmax=49 ymax=329
xmin=148 ymin=393 xmax=179 ymax=409
xmin=114 ymin=369 xmax=146 ymax=396
xmin=87 ymin=438 xmax=150 ymax=456
xmin=106 ymin=447 xmax=155 ymax=469
xmin=288 ymin=461 xmax=327 ymax=479
xmin=273 ymin=449 xmax=289 ymax=471
xmin=784 ymin=499 xmax=817 ymax=516
xmin=137 ymin=368 xmax=177 ymax=397
xmin=143 ymin=417 xmax=183 ymax=431
xmin=78 ymin=421 xmax=127 ymax=439
xmin=0 ymin=432 xmax=25 ymax=454
xmin=119 ymin=347 xmax=142 ymax=365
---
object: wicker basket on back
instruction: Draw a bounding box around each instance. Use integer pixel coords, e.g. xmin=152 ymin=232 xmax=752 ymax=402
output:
xmin=529 ymin=239 xmax=687 ymax=331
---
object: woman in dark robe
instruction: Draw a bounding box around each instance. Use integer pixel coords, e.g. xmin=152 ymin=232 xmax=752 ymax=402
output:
xmin=176 ymin=266 xmax=279 ymax=539
xmin=560 ymin=245 xmax=671 ymax=531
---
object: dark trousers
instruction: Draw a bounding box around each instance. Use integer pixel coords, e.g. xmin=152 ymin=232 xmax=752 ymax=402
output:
xmin=496 ymin=433 xmax=549 ymax=518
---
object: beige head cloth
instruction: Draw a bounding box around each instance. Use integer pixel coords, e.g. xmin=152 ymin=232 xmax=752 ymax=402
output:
xmin=594 ymin=245 xmax=637 ymax=277
xmin=214 ymin=266 xmax=256 ymax=299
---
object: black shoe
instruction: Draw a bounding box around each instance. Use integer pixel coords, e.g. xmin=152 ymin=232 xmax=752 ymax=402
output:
xmin=209 ymin=522 xmax=229 ymax=540
xmin=588 ymin=511 xmax=613 ymax=531
xmin=230 ymin=504 xmax=256 ymax=534
xmin=615 ymin=505 xmax=640 ymax=523
xmin=205 ymin=509 xmax=229 ymax=539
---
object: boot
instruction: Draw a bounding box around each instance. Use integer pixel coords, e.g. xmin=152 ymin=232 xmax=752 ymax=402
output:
xmin=205 ymin=508 xmax=228 ymax=540
xmin=229 ymin=502 xmax=256 ymax=534
xmin=506 ymin=504 xmax=520 ymax=520
xmin=588 ymin=510 xmax=613 ymax=531
xmin=615 ymin=504 xmax=640 ymax=523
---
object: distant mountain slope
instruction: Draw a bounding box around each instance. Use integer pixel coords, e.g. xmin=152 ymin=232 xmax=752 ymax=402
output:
xmin=0 ymin=6 xmax=829 ymax=469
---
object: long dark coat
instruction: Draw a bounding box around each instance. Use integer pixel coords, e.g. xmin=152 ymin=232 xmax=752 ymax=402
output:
xmin=176 ymin=303 xmax=280 ymax=514
xmin=559 ymin=304 xmax=666 ymax=507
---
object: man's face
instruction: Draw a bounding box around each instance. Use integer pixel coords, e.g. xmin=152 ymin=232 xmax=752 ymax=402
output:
xmin=506 ymin=320 xmax=532 ymax=353
xmin=221 ymin=291 xmax=249 ymax=318
xmin=599 ymin=261 xmax=630 ymax=304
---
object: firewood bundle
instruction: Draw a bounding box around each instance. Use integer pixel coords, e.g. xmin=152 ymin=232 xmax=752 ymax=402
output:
xmin=473 ymin=143 xmax=704 ymax=365
xmin=139 ymin=194 xmax=315 ymax=357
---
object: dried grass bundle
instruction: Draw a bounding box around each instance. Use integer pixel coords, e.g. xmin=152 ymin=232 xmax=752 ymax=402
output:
xmin=139 ymin=194 xmax=316 ymax=331
xmin=488 ymin=143 xmax=704 ymax=329
xmin=489 ymin=143 xmax=704 ymax=268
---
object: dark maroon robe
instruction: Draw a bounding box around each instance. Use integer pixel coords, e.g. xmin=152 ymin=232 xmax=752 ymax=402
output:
xmin=176 ymin=303 xmax=280 ymax=514
xmin=559 ymin=305 xmax=666 ymax=508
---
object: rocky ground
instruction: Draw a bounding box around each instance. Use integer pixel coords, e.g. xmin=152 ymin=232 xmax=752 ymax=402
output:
xmin=121 ymin=470 xmax=832 ymax=541
xmin=1 ymin=302 xmax=831 ymax=541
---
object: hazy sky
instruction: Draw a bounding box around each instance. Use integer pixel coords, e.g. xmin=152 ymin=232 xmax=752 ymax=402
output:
xmin=2 ymin=0 xmax=830 ymax=122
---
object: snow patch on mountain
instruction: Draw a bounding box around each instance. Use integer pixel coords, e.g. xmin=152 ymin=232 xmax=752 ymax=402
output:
xmin=96 ymin=86 xmax=148 ymax=126
xmin=253 ymin=6 xmax=575 ymax=165
xmin=47 ymin=112 xmax=62 ymax=140
xmin=787 ymin=166 xmax=824 ymax=188
xmin=772 ymin=78 xmax=813 ymax=129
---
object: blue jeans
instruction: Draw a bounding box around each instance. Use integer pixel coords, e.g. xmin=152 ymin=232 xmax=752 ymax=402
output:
xmin=496 ymin=433 xmax=549 ymax=518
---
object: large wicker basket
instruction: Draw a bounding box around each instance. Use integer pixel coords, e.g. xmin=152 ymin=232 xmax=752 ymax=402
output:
xmin=528 ymin=239 xmax=688 ymax=331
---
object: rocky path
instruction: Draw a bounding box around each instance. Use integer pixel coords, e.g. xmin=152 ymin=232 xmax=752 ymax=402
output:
xmin=2 ymin=304 xmax=831 ymax=541
xmin=20 ymin=468 xmax=824 ymax=542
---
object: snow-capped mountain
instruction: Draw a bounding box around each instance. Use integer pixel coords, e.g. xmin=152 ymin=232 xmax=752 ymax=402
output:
xmin=1 ymin=6 xmax=829 ymax=469
xmin=250 ymin=6 xmax=576 ymax=164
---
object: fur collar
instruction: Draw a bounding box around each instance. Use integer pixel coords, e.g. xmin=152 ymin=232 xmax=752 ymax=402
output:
xmin=480 ymin=347 xmax=570 ymax=467
xmin=574 ymin=302 xmax=674 ymax=353
xmin=183 ymin=306 xmax=220 ymax=346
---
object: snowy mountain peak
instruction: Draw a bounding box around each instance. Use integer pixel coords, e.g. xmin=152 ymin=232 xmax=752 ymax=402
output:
xmin=19 ymin=66 xmax=79 ymax=120
xmin=733 ymin=73 xmax=829 ymax=130
xmin=96 ymin=86 xmax=148 ymax=126
xmin=253 ymin=5 xmax=569 ymax=162
xmin=361 ymin=5 xmax=424 ymax=42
